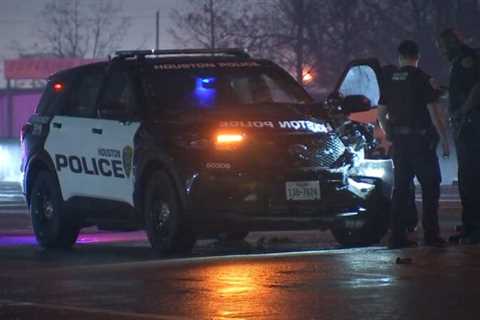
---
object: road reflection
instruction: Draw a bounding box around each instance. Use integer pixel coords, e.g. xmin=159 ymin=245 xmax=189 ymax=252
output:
xmin=200 ymin=263 xmax=276 ymax=319
xmin=217 ymin=267 xmax=258 ymax=295
xmin=0 ymin=231 xmax=147 ymax=247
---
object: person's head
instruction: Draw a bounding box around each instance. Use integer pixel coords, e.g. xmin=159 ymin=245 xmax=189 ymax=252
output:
xmin=398 ymin=40 xmax=420 ymax=67
xmin=437 ymin=28 xmax=464 ymax=62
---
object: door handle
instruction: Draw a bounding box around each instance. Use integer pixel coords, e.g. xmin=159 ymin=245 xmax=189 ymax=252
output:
xmin=52 ymin=122 xmax=62 ymax=129
xmin=91 ymin=128 xmax=103 ymax=135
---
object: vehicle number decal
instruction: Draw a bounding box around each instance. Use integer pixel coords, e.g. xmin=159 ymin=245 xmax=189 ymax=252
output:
xmin=206 ymin=162 xmax=232 ymax=170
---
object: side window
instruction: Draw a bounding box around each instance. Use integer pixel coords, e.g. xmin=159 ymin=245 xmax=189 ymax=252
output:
xmin=67 ymin=71 xmax=104 ymax=118
xmin=98 ymin=70 xmax=138 ymax=119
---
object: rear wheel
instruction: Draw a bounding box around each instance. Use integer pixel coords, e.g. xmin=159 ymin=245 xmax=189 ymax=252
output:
xmin=144 ymin=171 xmax=196 ymax=255
xmin=30 ymin=171 xmax=79 ymax=249
xmin=330 ymin=188 xmax=390 ymax=247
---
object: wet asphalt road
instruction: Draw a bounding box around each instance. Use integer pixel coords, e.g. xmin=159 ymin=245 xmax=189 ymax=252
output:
xmin=0 ymin=190 xmax=477 ymax=320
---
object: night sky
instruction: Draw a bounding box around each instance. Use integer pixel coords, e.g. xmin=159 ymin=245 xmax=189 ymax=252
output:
xmin=0 ymin=0 xmax=184 ymax=84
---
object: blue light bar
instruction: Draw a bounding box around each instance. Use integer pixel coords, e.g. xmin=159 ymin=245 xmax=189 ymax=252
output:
xmin=201 ymin=77 xmax=216 ymax=85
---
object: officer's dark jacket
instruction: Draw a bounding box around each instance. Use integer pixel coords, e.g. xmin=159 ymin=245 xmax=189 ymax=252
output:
xmin=449 ymin=45 xmax=480 ymax=113
xmin=380 ymin=66 xmax=438 ymax=130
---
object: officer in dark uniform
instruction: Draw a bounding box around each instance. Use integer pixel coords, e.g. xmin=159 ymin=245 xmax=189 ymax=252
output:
xmin=378 ymin=40 xmax=450 ymax=248
xmin=382 ymin=65 xmax=419 ymax=233
xmin=437 ymin=29 xmax=480 ymax=244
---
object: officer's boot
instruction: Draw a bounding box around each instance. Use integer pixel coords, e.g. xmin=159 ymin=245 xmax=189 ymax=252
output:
xmin=388 ymin=229 xmax=418 ymax=249
xmin=424 ymin=232 xmax=447 ymax=247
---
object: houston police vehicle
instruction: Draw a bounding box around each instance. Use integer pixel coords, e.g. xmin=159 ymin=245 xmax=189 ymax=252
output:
xmin=21 ymin=49 xmax=393 ymax=253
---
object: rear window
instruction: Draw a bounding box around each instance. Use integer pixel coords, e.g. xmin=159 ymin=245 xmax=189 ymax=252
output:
xmin=143 ymin=65 xmax=312 ymax=111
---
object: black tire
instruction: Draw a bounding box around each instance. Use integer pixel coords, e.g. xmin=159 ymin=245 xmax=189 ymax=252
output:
xmin=218 ymin=231 xmax=249 ymax=242
xmin=30 ymin=171 xmax=79 ymax=249
xmin=330 ymin=188 xmax=390 ymax=247
xmin=144 ymin=171 xmax=196 ymax=255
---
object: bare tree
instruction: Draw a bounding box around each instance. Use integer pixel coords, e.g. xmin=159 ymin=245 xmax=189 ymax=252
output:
xmin=170 ymin=0 xmax=246 ymax=49
xmin=170 ymin=0 xmax=480 ymax=88
xmin=36 ymin=0 xmax=131 ymax=58
xmin=88 ymin=1 xmax=131 ymax=58
xmin=254 ymin=0 xmax=318 ymax=84
xmin=171 ymin=0 xmax=319 ymax=84
xmin=361 ymin=0 xmax=479 ymax=81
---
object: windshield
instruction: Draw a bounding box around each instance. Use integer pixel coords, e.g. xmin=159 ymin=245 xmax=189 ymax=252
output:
xmin=143 ymin=66 xmax=312 ymax=111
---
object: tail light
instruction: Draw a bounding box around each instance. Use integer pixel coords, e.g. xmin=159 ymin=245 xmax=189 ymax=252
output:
xmin=53 ymin=82 xmax=64 ymax=92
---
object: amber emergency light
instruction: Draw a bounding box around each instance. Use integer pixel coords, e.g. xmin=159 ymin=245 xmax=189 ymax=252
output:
xmin=215 ymin=133 xmax=245 ymax=150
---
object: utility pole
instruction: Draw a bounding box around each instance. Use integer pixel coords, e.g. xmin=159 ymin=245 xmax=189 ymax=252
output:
xmin=155 ymin=10 xmax=160 ymax=50
xmin=5 ymin=79 xmax=12 ymax=138
xmin=209 ymin=0 xmax=215 ymax=49
xmin=295 ymin=0 xmax=305 ymax=84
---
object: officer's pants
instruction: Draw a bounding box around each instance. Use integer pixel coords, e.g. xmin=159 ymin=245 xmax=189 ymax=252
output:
xmin=391 ymin=135 xmax=441 ymax=237
xmin=388 ymin=144 xmax=418 ymax=228
xmin=456 ymin=111 xmax=480 ymax=232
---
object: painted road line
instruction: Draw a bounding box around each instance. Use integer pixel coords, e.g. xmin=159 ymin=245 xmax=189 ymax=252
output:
xmin=416 ymin=198 xmax=460 ymax=203
xmin=0 ymin=206 xmax=28 ymax=212
xmin=0 ymin=300 xmax=191 ymax=320
xmin=24 ymin=246 xmax=389 ymax=276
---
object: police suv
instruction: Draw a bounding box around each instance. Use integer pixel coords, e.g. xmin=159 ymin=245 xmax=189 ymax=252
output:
xmin=21 ymin=49 xmax=393 ymax=253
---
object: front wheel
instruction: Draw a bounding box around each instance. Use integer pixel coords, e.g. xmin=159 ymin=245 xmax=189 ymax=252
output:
xmin=30 ymin=171 xmax=79 ymax=249
xmin=144 ymin=171 xmax=196 ymax=255
xmin=330 ymin=189 xmax=390 ymax=247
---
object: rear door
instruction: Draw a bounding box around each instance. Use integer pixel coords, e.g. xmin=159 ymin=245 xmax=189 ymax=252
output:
xmin=44 ymin=65 xmax=107 ymax=202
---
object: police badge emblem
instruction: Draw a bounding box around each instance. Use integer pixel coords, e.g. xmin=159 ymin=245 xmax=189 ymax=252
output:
xmin=122 ymin=146 xmax=133 ymax=178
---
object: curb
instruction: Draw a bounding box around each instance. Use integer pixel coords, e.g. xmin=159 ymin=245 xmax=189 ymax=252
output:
xmin=0 ymin=203 xmax=27 ymax=211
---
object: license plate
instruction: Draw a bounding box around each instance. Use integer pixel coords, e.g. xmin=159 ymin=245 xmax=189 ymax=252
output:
xmin=286 ymin=181 xmax=321 ymax=201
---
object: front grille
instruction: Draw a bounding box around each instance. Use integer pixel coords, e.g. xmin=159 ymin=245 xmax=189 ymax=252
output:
xmin=251 ymin=133 xmax=347 ymax=169
xmin=309 ymin=134 xmax=346 ymax=168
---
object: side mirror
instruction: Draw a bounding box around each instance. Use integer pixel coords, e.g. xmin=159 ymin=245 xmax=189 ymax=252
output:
xmin=322 ymin=93 xmax=372 ymax=115
xmin=342 ymin=95 xmax=372 ymax=113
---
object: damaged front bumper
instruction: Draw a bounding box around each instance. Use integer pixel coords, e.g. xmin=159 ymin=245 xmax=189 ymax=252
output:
xmin=185 ymin=159 xmax=393 ymax=232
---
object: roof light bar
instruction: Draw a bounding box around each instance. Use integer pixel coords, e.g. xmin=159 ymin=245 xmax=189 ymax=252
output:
xmin=114 ymin=48 xmax=250 ymax=59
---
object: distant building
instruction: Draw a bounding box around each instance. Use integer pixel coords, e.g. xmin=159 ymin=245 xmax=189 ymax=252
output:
xmin=0 ymin=57 xmax=99 ymax=138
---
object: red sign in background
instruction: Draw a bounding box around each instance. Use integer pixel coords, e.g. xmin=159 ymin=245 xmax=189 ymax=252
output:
xmin=4 ymin=58 xmax=100 ymax=80
xmin=1 ymin=58 xmax=100 ymax=138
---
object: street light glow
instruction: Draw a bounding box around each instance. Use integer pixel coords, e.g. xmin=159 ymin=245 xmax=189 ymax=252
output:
xmin=303 ymin=72 xmax=313 ymax=83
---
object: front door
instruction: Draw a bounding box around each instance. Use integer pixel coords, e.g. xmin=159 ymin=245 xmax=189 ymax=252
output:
xmin=92 ymin=66 xmax=142 ymax=206
xmin=334 ymin=58 xmax=384 ymax=107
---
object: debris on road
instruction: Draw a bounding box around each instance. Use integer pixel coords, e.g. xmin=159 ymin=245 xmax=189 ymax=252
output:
xmin=396 ymin=257 xmax=413 ymax=264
